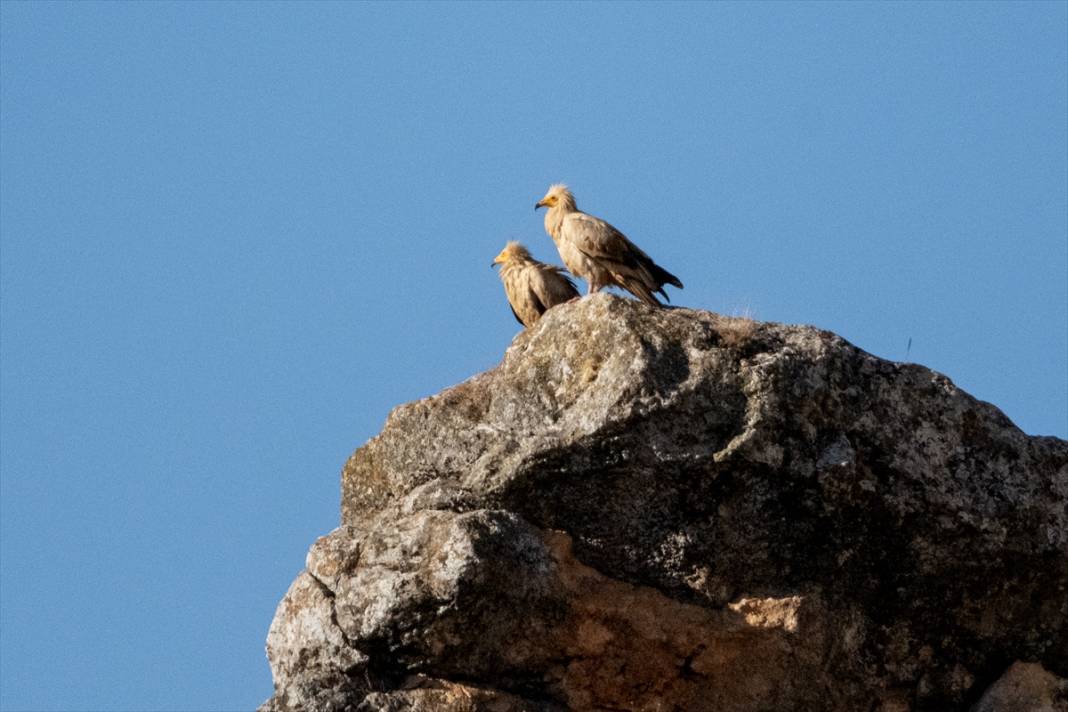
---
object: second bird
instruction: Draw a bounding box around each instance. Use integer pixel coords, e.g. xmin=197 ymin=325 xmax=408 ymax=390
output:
xmin=535 ymin=184 xmax=683 ymax=306
xmin=492 ymin=241 xmax=579 ymax=328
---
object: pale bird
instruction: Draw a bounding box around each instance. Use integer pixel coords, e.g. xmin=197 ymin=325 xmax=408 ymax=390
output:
xmin=492 ymin=241 xmax=580 ymax=328
xmin=534 ymin=184 xmax=683 ymax=306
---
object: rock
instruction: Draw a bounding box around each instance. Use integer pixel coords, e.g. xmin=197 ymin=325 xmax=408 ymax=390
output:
xmin=261 ymin=571 xmax=368 ymax=712
xmin=261 ymin=294 xmax=1068 ymax=711
xmin=357 ymin=676 xmax=557 ymax=712
xmin=972 ymin=662 xmax=1068 ymax=712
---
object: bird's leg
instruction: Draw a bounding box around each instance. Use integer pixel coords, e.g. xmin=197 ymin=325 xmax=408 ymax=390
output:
xmin=569 ymin=280 xmax=604 ymax=303
xmin=567 ymin=283 xmax=594 ymax=303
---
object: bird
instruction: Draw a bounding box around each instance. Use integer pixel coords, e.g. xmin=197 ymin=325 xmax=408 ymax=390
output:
xmin=492 ymin=241 xmax=580 ymax=328
xmin=534 ymin=184 xmax=683 ymax=306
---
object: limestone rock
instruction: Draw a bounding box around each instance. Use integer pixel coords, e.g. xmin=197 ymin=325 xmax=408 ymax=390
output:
xmin=262 ymin=294 xmax=1068 ymax=711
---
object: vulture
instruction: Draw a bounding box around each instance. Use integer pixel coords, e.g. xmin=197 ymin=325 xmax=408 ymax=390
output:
xmin=535 ymin=184 xmax=683 ymax=306
xmin=492 ymin=241 xmax=579 ymax=327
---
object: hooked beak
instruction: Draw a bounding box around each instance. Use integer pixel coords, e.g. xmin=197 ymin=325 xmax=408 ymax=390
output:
xmin=491 ymin=261 xmax=498 ymax=268
xmin=534 ymin=200 xmax=545 ymax=211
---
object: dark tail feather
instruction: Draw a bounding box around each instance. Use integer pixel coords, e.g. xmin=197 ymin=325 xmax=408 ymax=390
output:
xmin=645 ymin=259 xmax=683 ymax=291
xmin=624 ymin=278 xmax=664 ymax=307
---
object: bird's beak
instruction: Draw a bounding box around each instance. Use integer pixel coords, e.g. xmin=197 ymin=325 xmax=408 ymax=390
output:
xmin=491 ymin=261 xmax=498 ymax=268
xmin=534 ymin=199 xmax=545 ymax=211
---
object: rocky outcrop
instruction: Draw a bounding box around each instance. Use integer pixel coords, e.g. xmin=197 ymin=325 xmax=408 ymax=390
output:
xmin=261 ymin=294 xmax=1068 ymax=712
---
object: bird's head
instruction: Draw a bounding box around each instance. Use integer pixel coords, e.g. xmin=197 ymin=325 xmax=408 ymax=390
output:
xmin=535 ymin=184 xmax=575 ymax=211
xmin=492 ymin=241 xmax=532 ymax=268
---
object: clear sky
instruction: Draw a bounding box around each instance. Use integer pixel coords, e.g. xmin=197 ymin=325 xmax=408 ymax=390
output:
xmin=1 ymin=2 xmax=1065 ymax=710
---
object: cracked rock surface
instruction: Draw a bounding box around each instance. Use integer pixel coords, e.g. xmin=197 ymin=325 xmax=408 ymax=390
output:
xmin=261 ymin=294 xmax=1068 ymax=712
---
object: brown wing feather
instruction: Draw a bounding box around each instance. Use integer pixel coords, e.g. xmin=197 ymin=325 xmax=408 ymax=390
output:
xmin=529 ymin=263 xmax=580 ymax=309
xmin=566 ymin=213 xmax=683 ymax=302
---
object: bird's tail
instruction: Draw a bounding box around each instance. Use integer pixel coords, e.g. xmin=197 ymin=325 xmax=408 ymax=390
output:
xmin=650 ymin=262 xmax=683 ymax=290
xmin=623 ymin=278 xmax=664 ymax=308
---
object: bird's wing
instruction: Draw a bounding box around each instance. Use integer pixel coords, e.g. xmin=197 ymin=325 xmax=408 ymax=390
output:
xmin=517 ymin=267 xmax=546 ymax=318
xmin=564 ymin=213 xmax=649 ymax=270
xmin=564 ymin=213 xmax=684 ymax=295
xmin=502 ymin=268 xmax=537 ymax=327
xmin=529 ymin=263 xmax=580 ymax=308
xmin=507 ymin=303 xmax=524 ymax=327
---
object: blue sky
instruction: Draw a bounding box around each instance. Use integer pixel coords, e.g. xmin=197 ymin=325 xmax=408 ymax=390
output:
xmin=1 ymin=2 xmax=1065 ymax=709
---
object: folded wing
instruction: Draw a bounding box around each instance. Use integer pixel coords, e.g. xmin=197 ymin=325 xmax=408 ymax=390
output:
xmin=564 ymin=213 xmax=683 ymax=306
xmin=503 ymin=261 xmax=579 ymax=328
xmin=528 ymin=263 xmax=580 ymax=313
